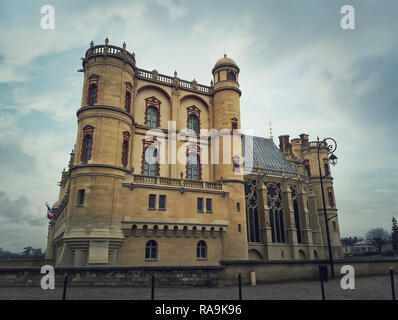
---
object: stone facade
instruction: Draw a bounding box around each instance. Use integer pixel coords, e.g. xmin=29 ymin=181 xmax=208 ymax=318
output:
xmin=45 ymin=39 xmax=342 ymax=267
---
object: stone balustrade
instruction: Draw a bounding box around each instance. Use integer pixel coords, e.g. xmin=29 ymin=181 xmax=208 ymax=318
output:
xmin=125 ymin=174 xmax=224 ymax=192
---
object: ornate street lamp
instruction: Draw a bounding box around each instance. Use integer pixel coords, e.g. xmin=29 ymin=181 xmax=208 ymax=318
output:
xmin=317 ymin=138 xmax=338 ymax=278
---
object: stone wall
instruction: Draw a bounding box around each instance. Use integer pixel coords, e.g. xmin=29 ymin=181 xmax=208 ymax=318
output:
xmin=0 ymin=259 xmax=397 ymax=287
xmin=0 ymin=266 xmax=223 ymax=287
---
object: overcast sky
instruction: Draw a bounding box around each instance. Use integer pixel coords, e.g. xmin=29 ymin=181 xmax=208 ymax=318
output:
xmin=0 ymin=0 xmax=397 ymax=252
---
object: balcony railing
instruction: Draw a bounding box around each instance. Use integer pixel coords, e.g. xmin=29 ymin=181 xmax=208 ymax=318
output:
xmin=136 ymin=68 xmax=213 ymax=95
xmin=84 ymin=44 xmax=136 ymax=67
xmin=126 ymin=174 xmax=223 ymax=191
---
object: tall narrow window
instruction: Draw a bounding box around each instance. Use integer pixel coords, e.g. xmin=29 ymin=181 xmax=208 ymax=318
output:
xmin=125 ymin=91 xmax=131 ymax=113
xmin=197 ymin=198 xmax=203 ymax=212
xmin=228 ymin=71 xmax=236 ymax=81
xmin=122 ymin=140 xmax=129 ymax=167
xmin=291 ymin=185 xmax=302 ymax=244
xmin=77 ymin=189 xmax=85 ymax=205
xmin=89 ymin=84 xmax=97 ymax=106
xmin=267 ymin=182 xmax=285 ymax=244
xmin=197 ymin=241 xmax=207 ymax=259
xmin=206 ymin=198 xmax=212 ymax=213
xmin=304 ymin=159 xmax=311 ymax=177
xmin=188 ymin=114 xmax=199 ymax=135
xmin=81 ymin=125 xmax=94 ymax=163
xmin=145 ymin=240 xmax=157 ymax=260
xmin=148 ymin=194 xmax=156 ymax=210
xmin=187 ymin=153 xmax=199 ymax=180
xmin=245 ymin=179 xmax=260 ymax=243
xmin=159 ymin=195 xmax=166 ymax=210
xmin=146 ymin=106 xmax=158 ymax=129
xmin=143 ymin=147 xmax=158 ymax=176
xmin=332 ymin=221 xmax=337 ymax=232
xmin=83 ymin=135 xmax=92 ymax=164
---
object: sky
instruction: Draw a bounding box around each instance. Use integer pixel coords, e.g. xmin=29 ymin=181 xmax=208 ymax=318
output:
xmin=0 ymin=0 xmax=397 ymax=252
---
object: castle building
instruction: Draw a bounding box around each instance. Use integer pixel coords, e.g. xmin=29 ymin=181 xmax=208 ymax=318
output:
xmin=46 ymin=39 xmax=342 ymax=267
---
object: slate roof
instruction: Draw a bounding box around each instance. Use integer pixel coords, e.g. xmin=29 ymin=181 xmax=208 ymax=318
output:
xmin=242 ymin=135 xmax=296 ymax=173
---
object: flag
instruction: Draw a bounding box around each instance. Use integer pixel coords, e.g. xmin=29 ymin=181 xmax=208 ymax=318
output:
xmin=46 ymin=202 xmax=53 ymax=220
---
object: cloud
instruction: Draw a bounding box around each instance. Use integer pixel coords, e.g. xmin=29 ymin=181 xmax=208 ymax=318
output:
xmin=155 ymin=0 xmax=187 ymax=20
xmin=0 ymin=191 xmax=45 ymax=226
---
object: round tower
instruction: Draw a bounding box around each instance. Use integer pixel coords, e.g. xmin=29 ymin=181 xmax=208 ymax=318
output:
xmin=212 ymin=54 xmax=242 ymax=181
xmin=212 ymin=55 xmax=248 ymax=261
xmin=61 ymin=39 xmax=136 ymax=267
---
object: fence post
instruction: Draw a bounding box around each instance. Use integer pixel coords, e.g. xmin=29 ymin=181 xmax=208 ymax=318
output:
xmin=318 ymin=265 xmax=326 ymax=300
xmin=238 ymin=274 xmax=242 ymax=300
xmin=62 ymin=275 xmax=68 ymax=300
xmin=320 ymin=276 xmax=325 ymax=300
xmin=151 ymin=274 xmax=155 ymax=300
xmin=390 ymin=268 xmax=395 ymax=301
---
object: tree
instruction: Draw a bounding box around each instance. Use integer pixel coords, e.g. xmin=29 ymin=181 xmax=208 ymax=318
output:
xmin=392 ymin=217 xmax=398 ymax=254
xmin=366 ymin=228 xmax=391 ymax=252
xmin=22 ymin=246 xmax=34 ymax=256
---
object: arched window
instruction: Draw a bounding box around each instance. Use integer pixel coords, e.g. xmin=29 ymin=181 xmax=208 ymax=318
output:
xmin=125 ymin=91 xmax=131 ymax=113
xmin=145 ymin=240 xmax=157 ymax=260
xmin=245 ymin=180 xmax=260 ymax=243
xmin=143 ymin=146 xmax=158 ymax=176
xmin=187 ymin=114 xmax=199 ymax=135
xmin=228 ymin=71 xmax=236 ymax=81
xmin=197 ymin=240 xmax=207 ymax=259
xmin=89 ymin=84 xmax=97 ymax=106
xmin=187 ymin=153 xmax=199 ymax=180
xmin=82 ymin=135 xmax=92 ymax=164
xmin=122 ymin=140 xmax=129 ymax=167
xmin=146 ymin=106 xmax=158 ymax=129
xmin=267 ymin=182 xmax=285 ymax=243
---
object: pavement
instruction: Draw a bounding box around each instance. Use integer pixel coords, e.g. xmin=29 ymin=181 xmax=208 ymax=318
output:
xmin=0 ymin=275 xmax=395 ymax=300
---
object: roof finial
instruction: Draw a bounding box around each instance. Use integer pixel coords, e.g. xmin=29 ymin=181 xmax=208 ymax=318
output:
xmin=224 ymin=53 xmax=227 ymax=58
xmin=268 ymin=121 xmax=273 ymax=140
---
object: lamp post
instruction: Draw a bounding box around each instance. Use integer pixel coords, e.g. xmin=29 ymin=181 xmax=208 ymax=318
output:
xmin=317 ymin=137 xmax=338 ymax=279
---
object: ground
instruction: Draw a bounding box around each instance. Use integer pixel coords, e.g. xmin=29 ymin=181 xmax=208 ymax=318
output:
xmin=0 ymin=275 xmax=395 ymax=300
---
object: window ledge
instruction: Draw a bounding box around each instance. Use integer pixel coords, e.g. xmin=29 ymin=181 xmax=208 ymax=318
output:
xmin=145 ymin=258 xmax=158 ymax=261
xmin=158 ymin=208 xmax=166 ymax=211
xmin=148 ymin=208 xmax=156 ymax=211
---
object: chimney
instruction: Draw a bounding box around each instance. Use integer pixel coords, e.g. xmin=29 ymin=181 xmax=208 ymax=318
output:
xmin=279 ymin=135 xmax=291 ymax=154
